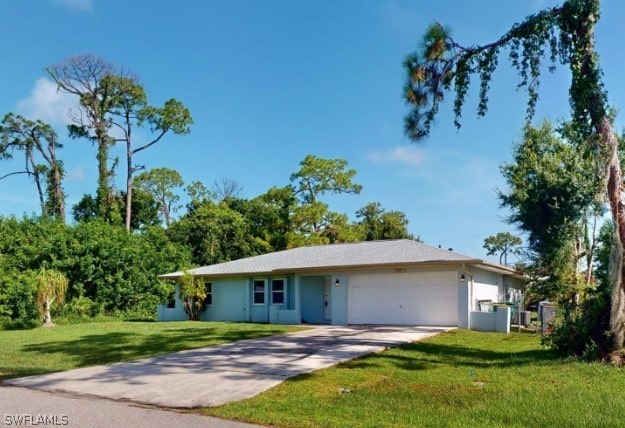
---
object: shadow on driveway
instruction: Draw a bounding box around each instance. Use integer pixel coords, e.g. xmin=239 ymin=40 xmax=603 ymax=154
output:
xmin=5 ymin=325 xmax=448 ymax=408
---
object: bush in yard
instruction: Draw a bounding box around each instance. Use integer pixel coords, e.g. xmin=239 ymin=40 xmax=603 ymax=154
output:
xmin=0 ymin=271 xmax=39 ymax=330
xmin=54 ymin=295 xmax=99 ymax=322
xmin=547 ymin=293 xmax=611 ymax=360
xmin=62 ymin=221 xmax=190 ymax=316
xmin=53 ymin=300 xmax=108 ymax=324
xmin=120 ymin=295 xmax=160 ymax=321
xmin=0 ymin=216 xmax=192 ymax=323
xmin=179 ymin=270 xmax=206 ymax=321
xmin=548 ymin=222 xmax=613 ymax=360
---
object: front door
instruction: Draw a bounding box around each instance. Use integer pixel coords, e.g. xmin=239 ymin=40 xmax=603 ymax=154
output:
xmin=323 ymin=276 xmax=332 ymax=321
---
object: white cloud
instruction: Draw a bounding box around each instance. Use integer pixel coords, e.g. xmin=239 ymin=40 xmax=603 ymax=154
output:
xmin=365 ymin=146 xmax=424 ymax=168
xmin=51 ymin=0 xmax=93 ymax=12
xmin=16 ymin=78 xmax=80 ymax=126
xmin=66 ymin=166 xmax=87 ymax=182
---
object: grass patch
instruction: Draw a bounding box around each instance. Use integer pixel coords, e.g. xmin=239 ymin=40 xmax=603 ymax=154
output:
xmin=204 ymin=329 xmax=625 ymax=428
xmin=0 ymin=321 xmax=303 ymax=381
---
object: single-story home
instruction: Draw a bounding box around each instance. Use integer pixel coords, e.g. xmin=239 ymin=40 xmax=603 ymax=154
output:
xmin=158 ymin=239 xmax=525 ymax=328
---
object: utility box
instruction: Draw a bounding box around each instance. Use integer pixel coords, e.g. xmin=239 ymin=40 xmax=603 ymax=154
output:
xmin=513 ymin=310 xmax=531 ymax=326
xmin=495 ymin=306 xmax=511 ymax=334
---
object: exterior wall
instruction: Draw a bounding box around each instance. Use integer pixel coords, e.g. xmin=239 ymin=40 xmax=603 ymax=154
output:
xmin=200 ymin=278 xmax=247 ymax=322
xmin=249 ymin=305 xmax=266 ymax=322
xmin=287 ymin=278 xmax=295 ymax=309
xmin=465 ymin=267 xmax=525 ymax=332
xmin=457 ymin=282 xmax=470 ymax=329
xmin=269 ymin=305 xmax=299 ymax=324
xmin=158 ymin=266 xmax=524 ymax=327
xmin=472 ymin=269 xmax=503 ymax=311
xmin=184 ymin=275 xmax=300 ymax=324
xmin=157 ymin=284 xmax=187 ymax=321
xmin=331 ymin=274 xmax=348 ymax=325
xmin=470 ymin=306 xmax=510 ymax=334
xmin=506 ymin=276 xmax=524 ymax=290
xmin=470 ymin=311 xmax=497 ymax=331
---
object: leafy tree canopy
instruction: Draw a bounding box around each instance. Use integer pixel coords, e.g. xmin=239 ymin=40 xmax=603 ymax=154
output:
xmin=500 ymin=121 xmax=598 ymax=256
xmin=402 ymin=0 xmax=605 ymax=141
xmin=356 ymin=202 xmax=415 ymax=241
xmin=134 ymin=167 xmax=184 ymax=227
xmin=290 ymin=154 xmax=362 ymax=204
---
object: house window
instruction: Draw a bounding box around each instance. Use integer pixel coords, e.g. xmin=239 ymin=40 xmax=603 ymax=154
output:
xmin=204 ymin=282 xmax=212 ymax=306
xmin=166 ymin=291 xmax=176 ymax=309
xmin=253 ymin=280 xmax=265 ymax=305
xmin=271 ymin=279 xmax=285 ymax=305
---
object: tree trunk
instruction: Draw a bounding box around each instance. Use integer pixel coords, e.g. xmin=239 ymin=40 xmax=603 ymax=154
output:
xmin=585 ymin=213 xmax=598 ymax=287
xmin=27 ymin=148 xmax=46 ymax=217
xmin=97 ymin=142 xmax=109 ymax=219
xmin=52 ymin=162 xmax=65 ymax=222
xmin=163 ymin=203 xmax=171 ymax=227
xmin=32 ymin=129 xmax=66 ymax=222
xmin=609 ymin=230 xmax=625 ymax=346
xmin=47 ymin=144 xmax=65 ymax=222
xmin=572 ymin=5 xmax=625 ymax=350
xmin=598 ymin=116 xmax=625 ymax=348
xmin=125 ymin=139 xmax=133 ymax=232
xmin=95 ymin=122 xmax=113 ymax=222
xmin=44 ymin=298 xmax=52 ymax=325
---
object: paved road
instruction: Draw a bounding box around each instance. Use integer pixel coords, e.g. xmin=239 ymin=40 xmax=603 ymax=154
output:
xmin=0 ymin=385 xmax=261 ymax=428
xmin=5 ymin=325 xmax=448 ymax=408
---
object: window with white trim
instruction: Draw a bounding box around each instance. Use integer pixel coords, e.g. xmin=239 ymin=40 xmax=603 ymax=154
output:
xmin=271 ymin=279 xmax=285 ymax=305
xmin=203 ymin=282 xmax=212 ymax=306
xmin=253 ymin=280 xmax=265 ymax=305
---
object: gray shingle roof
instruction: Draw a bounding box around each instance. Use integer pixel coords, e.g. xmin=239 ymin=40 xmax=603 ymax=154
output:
xmin=160 ymin=239 xmax=482 ymax=279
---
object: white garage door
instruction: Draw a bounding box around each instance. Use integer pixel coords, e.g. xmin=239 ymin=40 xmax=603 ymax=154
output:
xmin=347 ymin=271 xmax=458 ymax=326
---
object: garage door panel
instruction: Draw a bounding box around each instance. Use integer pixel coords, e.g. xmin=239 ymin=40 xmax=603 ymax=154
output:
xmin=347 ymin=272 xmax=457 ymax=326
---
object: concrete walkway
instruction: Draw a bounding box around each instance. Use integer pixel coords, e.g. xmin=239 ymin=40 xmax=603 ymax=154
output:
xmin=5 ymin=325 xmax=448 ymax=408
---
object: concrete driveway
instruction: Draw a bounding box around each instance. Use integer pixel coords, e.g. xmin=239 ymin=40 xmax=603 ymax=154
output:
xmin=5 ymin=325 xmax=449 ymax=408
xmin=0 ymin=385 xmax=261 ymax=428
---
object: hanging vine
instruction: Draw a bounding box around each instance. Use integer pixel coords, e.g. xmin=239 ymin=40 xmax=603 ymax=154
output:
xmin=402 ymin=0 xmax=604 ymax=141
xmin=402 ymin=0 xmax=625 ymax=351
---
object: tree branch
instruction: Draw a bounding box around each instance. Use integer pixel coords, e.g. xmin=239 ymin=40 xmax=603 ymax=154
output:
xmin=132 ymin=129 xmax=167 ymax=155
xmin=0 ymin=170 xmax=32 ymax=180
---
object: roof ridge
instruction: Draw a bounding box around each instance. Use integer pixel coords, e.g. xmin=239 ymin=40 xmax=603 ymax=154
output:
xmin=160 ymin=238 xmax=489 ymax=280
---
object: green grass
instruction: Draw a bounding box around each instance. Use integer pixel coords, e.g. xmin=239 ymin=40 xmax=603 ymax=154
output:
xmin=0 ymin=321 xmax=303 ymax=381
xmin=204 ymin=329 xmax=625 ymax=428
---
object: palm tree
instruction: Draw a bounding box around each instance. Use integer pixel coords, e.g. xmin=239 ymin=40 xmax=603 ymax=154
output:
xmin=36 ymin=268 xmax=68 ymax=326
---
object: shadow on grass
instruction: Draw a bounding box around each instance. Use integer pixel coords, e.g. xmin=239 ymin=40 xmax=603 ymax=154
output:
xmin=346 ymin=339 xmax=559 ymax=372
xmin=8 ymin=327 xmax=557 ymax=389
xmin=10 ymin=326 xmax=424 ymax=386
xmin=16 ymin=326 xmax=287 ymax=374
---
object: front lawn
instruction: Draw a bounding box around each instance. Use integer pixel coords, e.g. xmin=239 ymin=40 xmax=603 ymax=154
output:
xmin=204 ymin=329 xmax=625 ymax=428
xmin=0 ymin=321 xmax=303 ymax=381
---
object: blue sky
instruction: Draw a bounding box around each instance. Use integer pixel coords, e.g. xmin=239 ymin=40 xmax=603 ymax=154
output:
xmin=1 ymin=0 xmax=624 ymax=262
